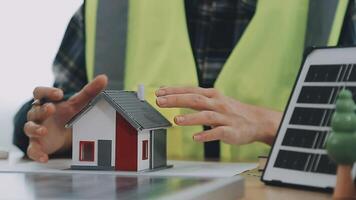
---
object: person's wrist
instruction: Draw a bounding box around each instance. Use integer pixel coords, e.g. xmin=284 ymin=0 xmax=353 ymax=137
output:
xmin=255 ymin=108 xmax=281 ymax=145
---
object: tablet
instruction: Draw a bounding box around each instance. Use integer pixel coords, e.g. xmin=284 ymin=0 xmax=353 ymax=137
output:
xmin=262 ymin=46 xmax=356 ymax=190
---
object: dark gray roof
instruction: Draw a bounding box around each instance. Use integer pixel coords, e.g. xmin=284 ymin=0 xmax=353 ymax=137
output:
xmin=66 ymin=90 xmax=172 ymax=130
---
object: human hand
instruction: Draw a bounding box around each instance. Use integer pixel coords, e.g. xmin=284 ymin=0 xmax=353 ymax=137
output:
xmin=24 ymin=75 xmax=108 ymax=162
xmin=155 ymin=87 xmax=281 ymax=145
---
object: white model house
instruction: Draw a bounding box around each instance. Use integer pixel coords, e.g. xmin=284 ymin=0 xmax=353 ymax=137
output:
xmin=65 ymin=89 xmax=171 ymax=171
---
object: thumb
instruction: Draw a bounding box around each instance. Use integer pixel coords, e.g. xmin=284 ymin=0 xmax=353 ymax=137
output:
xmin=69 ymin=74 xmax=108 ymax=108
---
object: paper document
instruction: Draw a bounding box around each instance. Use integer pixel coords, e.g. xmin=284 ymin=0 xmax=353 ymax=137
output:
xmin=0 ymin=158 xmax=256 ymax=178
xmin=149 ymin=161 xmax=256 ymax=178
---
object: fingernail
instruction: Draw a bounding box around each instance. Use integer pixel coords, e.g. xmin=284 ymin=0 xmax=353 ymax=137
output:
xmin=42 ymin=105 xmax=48 ymax=112
xmin=53 ymin=90 xmax=62 ymax=98
xmin=175 ymin=116 xmax=184 ymax=123
xmin=193 ymin=135 xmax=202 ymax=141
xmin=37 ymin=128 xmax=44 ymax=135
xmin=39 ymin=156 xmax=46 ymax=163
xmin=157 ymin=97 xmax=167 ymax=105
xmin=156 ymin=89 xmax=165 ymax=96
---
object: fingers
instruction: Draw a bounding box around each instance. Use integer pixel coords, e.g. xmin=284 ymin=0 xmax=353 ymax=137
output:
xmin=69 ymin=74 xmax=108 ymax=108
xmin=156 ymin=94 xmax=216 ymax=111
xmin=193 ymin=126 xmax=231 ymax=142
xmin=27 ymin=139 xmax=48 ymax=163
xmin=24 ymin=121 xmax=48 ymax=138
xmin=155 ymin=86 xmax=223 ymax=111
xmin=156 ymin=86 xmax=220 ymax=98
xmin=33 ymin=87 xmax=63 ymax=101
xmin=174 ymin=111 xmax=229 ymax=126
xmin=27 ymin=103 xmax=56 ymax=122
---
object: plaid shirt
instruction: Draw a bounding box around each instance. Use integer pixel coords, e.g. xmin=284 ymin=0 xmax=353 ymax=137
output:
xmin=52 ymin=7 xmax=87 ymax=94
xmin=52 ymin=0 xmax=257 ymax=93
xmin=340 ymin=0 xmax=356 ymax=46
xmin=53 ymin=1 xmax=356 ymax=93
xmin=185 ymin=0 xmax=256 ymax=88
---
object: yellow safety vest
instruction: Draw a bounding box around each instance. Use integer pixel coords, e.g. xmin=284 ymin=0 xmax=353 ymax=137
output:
xmin=84 ymin=0 xmax=348 ymax=161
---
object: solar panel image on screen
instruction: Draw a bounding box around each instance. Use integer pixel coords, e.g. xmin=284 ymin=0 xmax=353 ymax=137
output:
xmin=262 ymin=47 xmax=356 ymax=190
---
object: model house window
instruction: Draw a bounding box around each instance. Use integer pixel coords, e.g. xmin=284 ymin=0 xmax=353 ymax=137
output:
xmin=142 ymin=140 xmax=148 ymax=160
xmin=79 ymin=141 xmax=95 ymax=161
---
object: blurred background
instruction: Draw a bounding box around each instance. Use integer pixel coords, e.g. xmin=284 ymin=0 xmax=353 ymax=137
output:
xmin=0 ymin=1 xmax=83 ymax=148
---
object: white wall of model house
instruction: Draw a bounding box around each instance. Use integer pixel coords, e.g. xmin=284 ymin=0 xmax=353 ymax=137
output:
xmin=72 ymin=99 xmax=116 ymax=167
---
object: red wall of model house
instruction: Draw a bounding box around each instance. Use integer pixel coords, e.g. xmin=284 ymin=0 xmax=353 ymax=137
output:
xmin=115 ymin=113 xmax=137 ymax=171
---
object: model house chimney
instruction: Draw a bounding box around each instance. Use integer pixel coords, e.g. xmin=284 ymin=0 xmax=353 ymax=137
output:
xmin=137 ymin=84 xmax=145 ymax=101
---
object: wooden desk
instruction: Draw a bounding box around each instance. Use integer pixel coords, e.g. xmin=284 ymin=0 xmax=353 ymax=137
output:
xmin=241 ymin=170 xmax=331 ymax=200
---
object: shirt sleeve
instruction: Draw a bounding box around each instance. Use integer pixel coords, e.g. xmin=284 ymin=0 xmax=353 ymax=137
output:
xmin=52 ymin=5 xmax=88 ymax=94
xmin=12 ymin=5 xmax=87 ymax=156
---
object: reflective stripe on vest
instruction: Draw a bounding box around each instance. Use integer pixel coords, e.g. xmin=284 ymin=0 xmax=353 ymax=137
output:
xmin=305 ymin=0 xmax=349 ymax=47
xmin=85 ymin=0 xmax=347 ymax=161
xmin=93 ymin=0 xmax=128 ymax=90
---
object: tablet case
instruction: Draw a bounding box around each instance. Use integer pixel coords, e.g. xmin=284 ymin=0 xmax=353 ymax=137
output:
xmin=262 ymin=46 xmax=356 ymax=191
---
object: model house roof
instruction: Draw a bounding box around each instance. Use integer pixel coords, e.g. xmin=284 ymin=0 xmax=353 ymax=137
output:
xmin=66 ymin=90 xmax=172 ymax=130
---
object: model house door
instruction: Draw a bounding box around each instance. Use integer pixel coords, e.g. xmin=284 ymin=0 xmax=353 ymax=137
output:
xmin=98 ymin=140 xmax=112 ymax=168
xmin=151 ymin=129 xmax=167 ymax=168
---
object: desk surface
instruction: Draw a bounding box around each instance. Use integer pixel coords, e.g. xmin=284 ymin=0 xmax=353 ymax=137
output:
xmin=241 ymin=170 xmax=331 ymax=200
xmin=0 ymin=169 xmax=332 ymax=200
xmin=0 ymin=172 xmax=243 ymax=200
xmin=0 ymin=155 xmax=246 ymax=200
xmin=0 ymin=151 xmax=333 ymax=199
